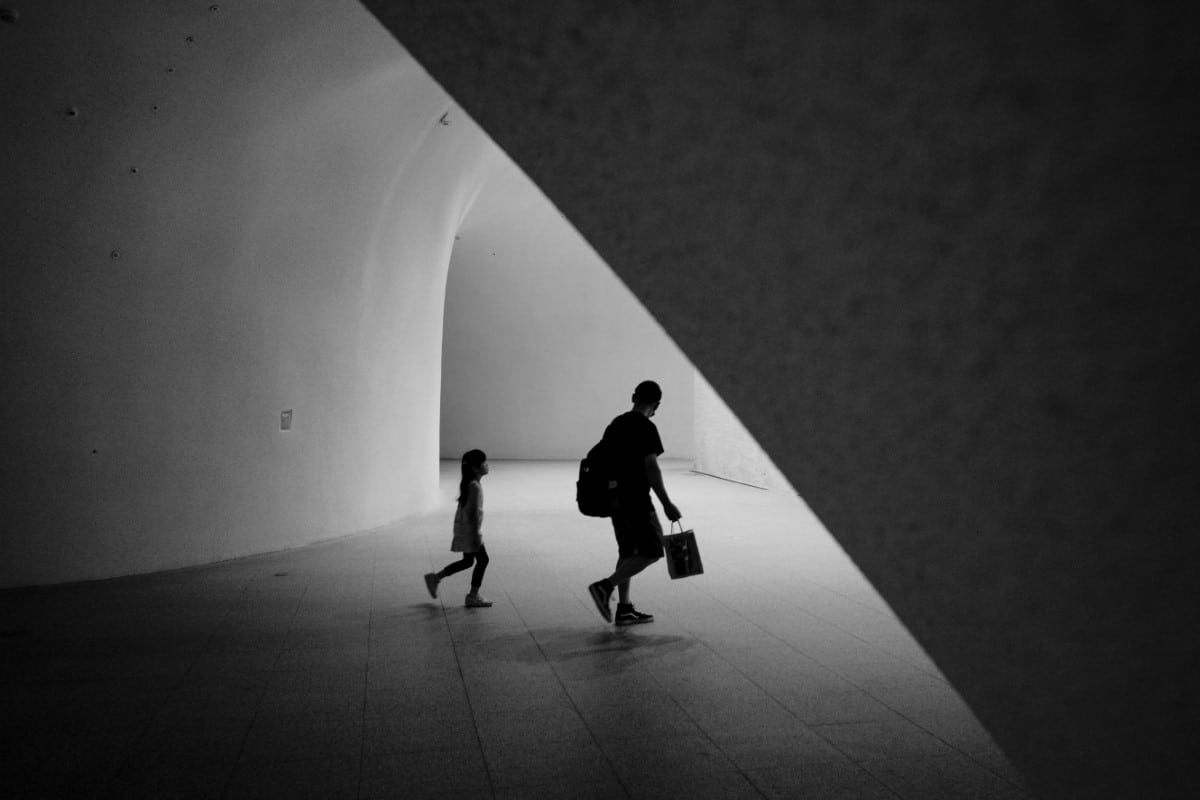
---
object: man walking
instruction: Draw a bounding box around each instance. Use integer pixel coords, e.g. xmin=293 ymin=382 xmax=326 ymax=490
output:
xmin=587 ymin=380 xmax=682 ymax=625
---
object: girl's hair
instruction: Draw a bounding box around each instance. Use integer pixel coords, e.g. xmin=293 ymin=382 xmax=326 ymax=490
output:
xmin=457 ymin=449 xmax=487 ymax=507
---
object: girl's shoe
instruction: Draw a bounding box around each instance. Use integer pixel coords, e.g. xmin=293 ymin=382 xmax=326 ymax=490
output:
xmin=465 ymin=593 xmax=493 ymax=608
xmin=424 ymin=573 xmax=439 ymax=599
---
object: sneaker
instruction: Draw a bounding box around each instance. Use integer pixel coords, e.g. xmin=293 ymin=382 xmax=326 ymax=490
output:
xmin=423 ymin=573 xmax=439 ymax=599
xmin=587 ymin=581 xmax=613 ymax=623
xmin=615 ymin=606 xmax=654 ymax=626
xmin=465 ymin=593 xmax=493 ymax=607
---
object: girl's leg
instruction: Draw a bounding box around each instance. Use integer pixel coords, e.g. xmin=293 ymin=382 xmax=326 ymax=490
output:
xmin=439 ymin=553 xmax=476 ymax=578
xmin=468 ymin=547 xmax=489 ymax=592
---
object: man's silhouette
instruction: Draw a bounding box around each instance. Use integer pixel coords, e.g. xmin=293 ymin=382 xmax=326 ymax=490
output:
xmin=587 ymin=380 xmax=682 ymax=625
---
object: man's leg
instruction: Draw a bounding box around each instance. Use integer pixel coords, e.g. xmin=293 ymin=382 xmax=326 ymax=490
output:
xmin=589 ymin=506 xmax=661 ymax=622
xmin=614 ymin=507 xmax=664 ymax=600
xmin=613 ymin=509 xmax=663 ymax=624
xmin=610 ymin=554 xmax=656 ymax=604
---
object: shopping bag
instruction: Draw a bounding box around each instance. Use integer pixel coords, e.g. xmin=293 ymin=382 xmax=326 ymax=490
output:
xmin=663 ymin=521 xmax=704 ymax=579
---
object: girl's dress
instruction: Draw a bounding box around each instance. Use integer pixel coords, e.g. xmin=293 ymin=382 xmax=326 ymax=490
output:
xmin=451 ymin=480 xmax=483 ymax=553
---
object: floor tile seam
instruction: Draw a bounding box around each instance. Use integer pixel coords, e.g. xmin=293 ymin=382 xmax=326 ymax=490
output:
xmin=161 ymin=599 xmax=248 ymax=688
xmin=805 ymin=700 xmax=1015 ymax=785
xmin=450 ymin=540 xmax=625 ymax=633
xmin=693 ymin=637 xmax=839 ymax=731
xmin=42 ymin=727 xmax=135 ymax=796
xmin=794 ymin=648 xmax=947 ymax=693
xmin=853 ymin=751 xmax=1032 ymax=795
xmin=796 ymin=624 xmax=949 ymax=682
xmin=652 ymin=573 xmax=858 ymax=693
xmin=663 ymin=559 xmax=838 ymax=637
xmin=809 ymin=658 xmax=997 ymax=760
xmin=642 ymin=604 xmax=937 ymax=770
xmin=92 ymin=615 xmax=239 ymax=798
xmin=437 ymin=578 xmax=499 ymax=799
xmin=754 ymin=725 xmax=911 ymax=799
xmin=734 ymin=574 xmax=946 ymax=678
xmin=96 ymin=697 xmax=189 ymax=788
xmin=953 ymin=747 xmax=1033 ymax=793
xmin=502 ymin=592 xmax=636 ymax=800
xmin=705 ymin=566 xmax=948 ymax=684
xmin=632 ymin=636 xmax=776 ymax=799
xmin=42 ymin=579 xmax=257 ymax=712
xmin=696 ymin=561 xmax=860 ymax=619
xmin=221 ymin=574 xmax=314 ymax=798
xmin=736 ymin=767 xmax=899 ymax=800
xmin=692 ymin=555 xmax=889 ymax=622
xmin=785 ymin=571 xmax=900 ymax=616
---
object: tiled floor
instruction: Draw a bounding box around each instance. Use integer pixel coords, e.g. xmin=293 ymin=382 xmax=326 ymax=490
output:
xmin=0 ymin=461 xmax=1031 ymax=799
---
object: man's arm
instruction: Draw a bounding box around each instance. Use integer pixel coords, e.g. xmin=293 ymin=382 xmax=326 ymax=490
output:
xmin=644 ymin=453 xmax=681 ymax=521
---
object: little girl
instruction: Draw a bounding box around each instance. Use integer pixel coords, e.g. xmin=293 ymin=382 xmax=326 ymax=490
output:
xmin=424 ymin=449 xmax=493 ymax=607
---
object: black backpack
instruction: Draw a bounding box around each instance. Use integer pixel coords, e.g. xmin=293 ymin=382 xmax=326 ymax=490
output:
xmin=576 ymin=437 xmax=618 ymax=517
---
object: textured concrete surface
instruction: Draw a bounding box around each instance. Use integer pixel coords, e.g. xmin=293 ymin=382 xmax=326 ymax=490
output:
xmin=359 ymin=3 xmax=1200 ymax=796
xmin=0 ymin=462 xmax=1027 ymax=798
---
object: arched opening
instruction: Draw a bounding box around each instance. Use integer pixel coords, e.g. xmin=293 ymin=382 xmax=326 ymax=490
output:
xmin=438 ymin=156 xmax=695 ymax=464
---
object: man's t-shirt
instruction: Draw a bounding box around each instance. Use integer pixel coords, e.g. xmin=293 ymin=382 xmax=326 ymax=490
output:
xmin=602 ymin=411 xmax=664 ymax=508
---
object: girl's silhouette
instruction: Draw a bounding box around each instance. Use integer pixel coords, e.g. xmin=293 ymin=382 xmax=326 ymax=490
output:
xmin=425 ymin=449 xmax=493 ymax=607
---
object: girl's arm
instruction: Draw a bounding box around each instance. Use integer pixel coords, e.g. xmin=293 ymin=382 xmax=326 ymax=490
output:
xmin=464 ymin=482 xmax=483 ymax=534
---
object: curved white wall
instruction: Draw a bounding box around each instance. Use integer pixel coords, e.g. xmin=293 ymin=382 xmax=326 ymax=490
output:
xmin=440 ymin=159 xmax=695 ymax=460
xmin=0 ymin=0 xmax=499 ymax=586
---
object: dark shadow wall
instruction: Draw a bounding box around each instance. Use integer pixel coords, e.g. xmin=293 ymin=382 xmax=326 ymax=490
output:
xmin=358 ymin=1 xmax=1200 ymax=797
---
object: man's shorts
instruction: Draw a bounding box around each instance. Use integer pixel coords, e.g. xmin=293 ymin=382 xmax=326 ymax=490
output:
xmin=612 ymin=504 xmax=664 ymax=560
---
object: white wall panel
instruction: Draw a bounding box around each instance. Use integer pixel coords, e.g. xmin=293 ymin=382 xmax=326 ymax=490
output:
xmin=440 ymin=160 xmax=694 ymax=460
